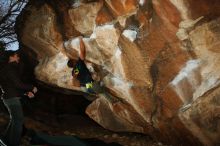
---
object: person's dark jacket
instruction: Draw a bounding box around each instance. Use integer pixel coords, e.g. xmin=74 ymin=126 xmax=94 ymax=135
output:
xmin=0 ymin=62 xmax=34 ymax=99
xmin=73 ymin=58 xmax=93 ymax=86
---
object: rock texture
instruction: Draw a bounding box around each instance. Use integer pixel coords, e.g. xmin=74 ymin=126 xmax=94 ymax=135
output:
xmin=16 ymin=0 xmax=220 ymax=145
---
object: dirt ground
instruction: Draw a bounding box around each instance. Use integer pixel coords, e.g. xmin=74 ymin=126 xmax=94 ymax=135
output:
xmin=0 ymin=111 xmax=168 ymax=146
xmin=0 ymin=87 xmax=168 ymax=146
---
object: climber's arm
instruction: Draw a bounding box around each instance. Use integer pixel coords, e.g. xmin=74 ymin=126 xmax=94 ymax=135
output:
xmin=79 ymin=37 xmax=86 ymax=60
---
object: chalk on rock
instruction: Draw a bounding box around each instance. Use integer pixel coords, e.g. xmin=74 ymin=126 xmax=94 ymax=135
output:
xmin=122 ymin=29 xmax=137 ymax=42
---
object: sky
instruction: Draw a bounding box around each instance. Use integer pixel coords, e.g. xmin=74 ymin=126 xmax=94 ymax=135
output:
xmin=7 ymin=41 xmax=19 ymax=50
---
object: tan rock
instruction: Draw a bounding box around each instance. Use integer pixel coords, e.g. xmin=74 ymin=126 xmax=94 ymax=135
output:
xmin=189 ymin=18 xmax=220 ymax=100
xmin=68 ymin=1 xmax=102 ymax=35
xmin=35 ymin=52 xmax=81 ymax=90
xmin=179 ymin=85 xmax=220 ymax=146
xmin=92 ymin=24 xmax=120 ymax=57
xmin=21 ymin=4 xmax=63 ymax=59
xmin=86 ymin=95 xmax=148 ymax=133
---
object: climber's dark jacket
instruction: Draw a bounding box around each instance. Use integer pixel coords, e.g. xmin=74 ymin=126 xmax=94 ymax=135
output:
xmin=73 ymin=58 xmax=94 ymax=87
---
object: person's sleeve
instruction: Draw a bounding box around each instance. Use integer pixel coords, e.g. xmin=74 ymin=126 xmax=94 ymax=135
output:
xmin=8 ymin=69 xmax=34 ymax=91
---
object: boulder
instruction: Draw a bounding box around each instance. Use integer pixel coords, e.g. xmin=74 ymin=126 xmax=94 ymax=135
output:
xmin=16 ymin=0 xmax=220 ymax=145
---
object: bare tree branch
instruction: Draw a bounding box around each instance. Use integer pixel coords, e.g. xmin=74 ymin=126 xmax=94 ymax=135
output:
xmin=0 ymin=0 xmax=27 ymax=48
xmin=5 ymin=39 xmax=17 ymax=45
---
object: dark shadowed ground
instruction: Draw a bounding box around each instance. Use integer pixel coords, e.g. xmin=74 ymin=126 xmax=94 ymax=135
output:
xmin=0 ymin=85 xmax=167 ymax=146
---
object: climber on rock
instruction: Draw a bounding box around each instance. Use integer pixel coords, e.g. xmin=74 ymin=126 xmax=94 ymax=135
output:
xmin=67 ymin=36 xmax=96 ymax=94
xmin=66 ymin=36 xmax=119 ymax=103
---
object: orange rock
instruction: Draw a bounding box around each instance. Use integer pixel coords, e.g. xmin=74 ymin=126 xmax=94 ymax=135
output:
xmin=105 ymin=0 xmax=138 ymax=17
xmin=96 ymin=5 xmax=113 ymax=25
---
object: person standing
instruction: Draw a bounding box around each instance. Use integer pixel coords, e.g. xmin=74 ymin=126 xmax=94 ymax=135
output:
xmin=0 ymin=50 xmax=37 ymax=146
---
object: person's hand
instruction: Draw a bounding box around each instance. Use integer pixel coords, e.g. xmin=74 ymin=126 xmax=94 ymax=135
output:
xmin=27 ymin=92 xmax=35 ymax=98
xmin=32 ymin=87 xmax=38 ymax=94
xmin=79 ymin=35 xmax=86 ymax=60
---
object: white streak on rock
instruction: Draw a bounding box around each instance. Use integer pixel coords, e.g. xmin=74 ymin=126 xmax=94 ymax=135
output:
xmin=193 ymin=77 xmax=220 ymax=100
xmin=106 ymin=75 xmax=133 ymax=98
xmin=35 ymin=52 xmax=74 ymax=89
xmin=54 ymin=52 xmax=69 ymax=72
xmin=171 ymin=60 xmax=201 ymax=103
xmin=169 ymin=0 xmax=190 ymax=20
xmin=72 ymin=0 xmax=82 ymax=8
xmin=70 ymin=37 xmax=80 ymax=50
xmin=122 ymin=29 xmax=137 ymax=42
xmin=97 ymin=24 xmax=114 ymax=30
xmin=139 ymin=0 xmax=145 ymax=6
xmin=171 ymin=60 xmax=200 ymax=85
xmin=115 ymin=47 xmax=122 ymax=59
xmin=90 ymin=31 xmax=96 ymax=39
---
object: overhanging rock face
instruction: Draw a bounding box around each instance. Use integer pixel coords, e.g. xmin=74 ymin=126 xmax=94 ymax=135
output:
xmin=16 ymin=0 xmax=220 ymax=145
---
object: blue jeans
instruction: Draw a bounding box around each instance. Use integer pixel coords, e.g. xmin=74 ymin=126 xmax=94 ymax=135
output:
xmin=3 ymin=97 xmax=24 ymax=146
